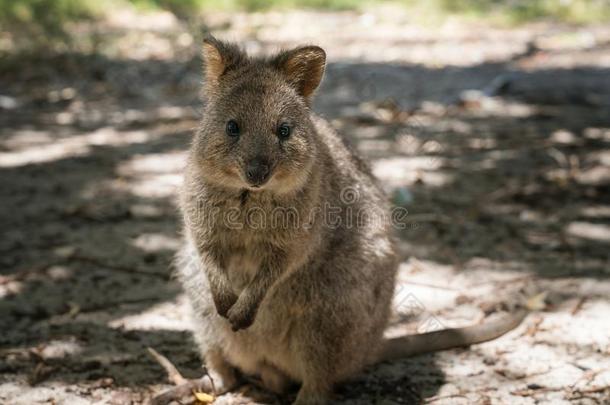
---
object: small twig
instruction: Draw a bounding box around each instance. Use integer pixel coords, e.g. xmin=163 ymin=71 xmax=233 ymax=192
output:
xmin=569 ymin=385 xmax=609 ymax=397
xmin=495 ymin=366 xmax=551 ymax=380
xmin=568 ymin=368 xmax=608 ymax=395
xmin=423 ymin=393 xmax=470 ymax=403
xmin=511 ymin=386 xmax=558 ymax=397
xmin=424 ymin=387 xmax=498 ymax=403
xmin=72 ymin=255 xmax=168 ymax=278
xmin=28 ymin=362 xmax=55 ymax=386
xmin=512 ymin=381 xmax=609 ymax=400
xmin=468 ymin=275 xmax=534 ymax=288
xmin=520 ymin=315 xmax=544 ymax=338
xmin=147 ymin=347 xmax=187 ymax=385
xmin=0 ymin=263 xmax=55 ymax=284
xmin=397 ymin=280 xmax=459 ymax=291
xmin=570 ymin=297 xmax=586 ymax=316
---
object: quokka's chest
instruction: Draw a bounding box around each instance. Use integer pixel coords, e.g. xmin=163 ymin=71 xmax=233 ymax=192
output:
xmin=224 ymin=250 xmax=262 ymax=294
xmin=206 ymin=201 xmax=308 ymax=248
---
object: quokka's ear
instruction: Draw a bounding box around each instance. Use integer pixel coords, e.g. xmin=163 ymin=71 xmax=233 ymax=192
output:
xmin=202 ymin=36 xmax=246 ymax=93
xmin=272 ymin=46 xmax=326 ymax=102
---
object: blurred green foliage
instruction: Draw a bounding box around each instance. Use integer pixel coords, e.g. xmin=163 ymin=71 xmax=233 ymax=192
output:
xmin=130 ymin=0 xmax=365 ymax=12
xmin=0 ymin=0 xmax=608 ymax=50
xmin=433 ymin=0 xmax=610 ymax=24
xmin=0 ymin=0 xmax=99 ymax=40
xmin=219 ymin=0 xmax=364 ymax=11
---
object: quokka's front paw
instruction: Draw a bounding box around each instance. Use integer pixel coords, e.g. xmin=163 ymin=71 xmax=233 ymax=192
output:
xmin=213 ymin=290 xmax=238 ymax=319
xmin=226 ymin=298 xmax=258 ymax=331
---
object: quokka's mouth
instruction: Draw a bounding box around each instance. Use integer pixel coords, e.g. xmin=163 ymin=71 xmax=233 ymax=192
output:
xmin=248 ymin=179 xmax=269 ymax=191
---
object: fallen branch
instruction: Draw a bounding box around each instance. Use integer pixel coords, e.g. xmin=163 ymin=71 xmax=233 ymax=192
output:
xmin=568 ymin=385 xmax=610 ymax=398
xmin=147 ymin=347 xmax=215 ymax=405
xmin=150 ymin=379 xmax=214 ymax=405
xmin=396 ymin=279 xmax=459 ymax=291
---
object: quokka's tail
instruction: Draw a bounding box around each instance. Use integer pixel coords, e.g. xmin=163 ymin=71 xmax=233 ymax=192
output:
xmin=378 ymin=308 xmax=528 ymax=361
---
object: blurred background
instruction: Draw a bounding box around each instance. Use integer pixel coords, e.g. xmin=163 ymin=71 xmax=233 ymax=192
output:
xmin=1 ymin=1 xmax=609 ymax=404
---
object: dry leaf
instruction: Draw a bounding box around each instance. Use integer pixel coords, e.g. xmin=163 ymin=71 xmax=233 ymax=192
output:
xmin=67 ymin=301 xmax=81 ymax=318
xmin=193 ymin=391 xmax=215 ymax=403
xmin=526 ymin=292 xmax=548 ymax=311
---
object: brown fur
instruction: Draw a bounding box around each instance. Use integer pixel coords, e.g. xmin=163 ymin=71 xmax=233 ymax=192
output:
xmin=178 ymin=37 xmax=526 ymax=405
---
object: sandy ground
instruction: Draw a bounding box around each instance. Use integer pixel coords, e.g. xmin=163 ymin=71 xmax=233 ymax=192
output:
xmin=1 ymin=7 xmax=609 ymax=404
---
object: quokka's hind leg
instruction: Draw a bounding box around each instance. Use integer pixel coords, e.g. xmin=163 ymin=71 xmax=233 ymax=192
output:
xmin=290 ymin=335 xmax=336 ymax=405
xmin=292 ymin=378 xmax=332 ymax=405
xmin=259 ymin=362 xmax=291 ymax=394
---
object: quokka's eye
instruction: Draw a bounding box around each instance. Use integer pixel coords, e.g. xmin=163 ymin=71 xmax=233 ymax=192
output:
xmin=226 ymin=120 xmax=240 ymax=137
xmin=277 ymin=123 xmax=291 ymax=140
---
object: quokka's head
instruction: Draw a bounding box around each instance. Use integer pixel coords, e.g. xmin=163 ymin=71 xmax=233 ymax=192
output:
xmin=192 ymin=36 xmax=326 ymax=195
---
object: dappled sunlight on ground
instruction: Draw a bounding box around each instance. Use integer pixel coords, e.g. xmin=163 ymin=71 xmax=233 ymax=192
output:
xmin=108 ymin=295 xmax=191 ymax=332
xmin=566 ymin=221 xmax=610 ymax=242
xmin=372 ymin=156 xmax=452 ymax=188
xmin=113 ymin=151 xmax=186 ymax=199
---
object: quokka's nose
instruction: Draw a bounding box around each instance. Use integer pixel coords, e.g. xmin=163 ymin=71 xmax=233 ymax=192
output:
xmin=245 ymin=158 xmax=271 ymax=186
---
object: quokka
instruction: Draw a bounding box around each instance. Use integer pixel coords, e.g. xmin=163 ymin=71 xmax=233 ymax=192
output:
xmin=178 ymin=37 xmax=526 ymax=405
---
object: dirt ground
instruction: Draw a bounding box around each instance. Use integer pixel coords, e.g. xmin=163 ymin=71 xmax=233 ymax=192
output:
xmin=1 ymin=7 xmax=609 ymax=405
